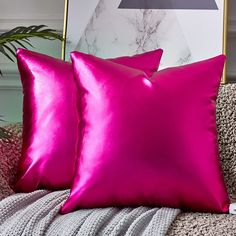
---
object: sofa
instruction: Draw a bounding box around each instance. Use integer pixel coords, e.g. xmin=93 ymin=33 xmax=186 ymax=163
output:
xmin=1 ymin=84 xmax=236 ymax=235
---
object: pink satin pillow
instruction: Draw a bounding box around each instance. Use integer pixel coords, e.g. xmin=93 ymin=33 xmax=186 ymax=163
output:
xmin=15 ymin=48 xmax=163 ymax=192
xmin=61 ymin=52 xmax=229 ymax=214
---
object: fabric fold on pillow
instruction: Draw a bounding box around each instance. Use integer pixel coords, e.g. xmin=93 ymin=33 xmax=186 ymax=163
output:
xmin=61 ymin=52 xmax=229 ymax=214
xmin=15 ymin=48 xmax=163 ymax=192
xmin=108 ymin=49 xmax=163 ymax=77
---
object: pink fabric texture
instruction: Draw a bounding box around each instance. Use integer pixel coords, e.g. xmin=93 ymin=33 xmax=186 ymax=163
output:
xmin=108 ymin=49 xmax=163 ymax=77
xmin=61 ymin=52 xmax=229 ymax=214
xmin=15 ymin=48 xmax=163 ymax=192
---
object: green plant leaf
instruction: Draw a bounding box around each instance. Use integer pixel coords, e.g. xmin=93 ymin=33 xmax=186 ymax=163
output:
xmin=9 ymin=42 xmax=17 ymax=52
xmin=3 ymin=44 xmax=17 ymax=60
xmin=14 ymin=40 xmax=28 ymax=49
xmin=0 ymin=45 xmax=14 ymax=62
xmin=0 ymin=25 xmax=63 ymax=76
xmin=20 ymin=39 xmax=34 ymax=48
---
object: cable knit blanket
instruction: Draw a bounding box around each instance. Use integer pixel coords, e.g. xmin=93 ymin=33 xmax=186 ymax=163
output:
xmin=0 ymin=190 xmax=180 ymax=236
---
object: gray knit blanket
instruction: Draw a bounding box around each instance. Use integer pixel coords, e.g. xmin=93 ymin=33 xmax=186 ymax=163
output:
xmin=0 ymin=190 xmax=180 ymax=236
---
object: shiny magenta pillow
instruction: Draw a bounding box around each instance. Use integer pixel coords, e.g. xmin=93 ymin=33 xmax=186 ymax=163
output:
xmin=15 ymin=48 xmax=163 ymax=192
xmin=61 ymin=52 xmax=229 ymax=214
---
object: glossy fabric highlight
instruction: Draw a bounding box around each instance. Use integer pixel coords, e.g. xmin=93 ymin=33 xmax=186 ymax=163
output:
xmin=15 ymin=49 xmax=79 ymax=191
xmin=15 ymin=49 xmax=163 ymax=192
xmin=61 ymin=52 xmax=229 ymax=214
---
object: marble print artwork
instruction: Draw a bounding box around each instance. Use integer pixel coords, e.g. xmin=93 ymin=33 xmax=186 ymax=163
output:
xmin=77 ymin=0 xmax=192 ymax=68
xmin=67 ymin=0 xmax=224 ymax=69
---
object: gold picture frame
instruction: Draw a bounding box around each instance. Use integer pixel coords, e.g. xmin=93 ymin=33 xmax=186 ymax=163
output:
xmin=62 ymin=0 xmax=229 ymax=83
xmin=61 ymin=0 xmax=69 ymax=61
xmin=222 ymin=0 xmax=228 ymax=84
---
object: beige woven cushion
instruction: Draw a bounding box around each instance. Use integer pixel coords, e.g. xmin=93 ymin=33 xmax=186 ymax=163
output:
xmin=217 ymin=84 xmax=236 ymax=195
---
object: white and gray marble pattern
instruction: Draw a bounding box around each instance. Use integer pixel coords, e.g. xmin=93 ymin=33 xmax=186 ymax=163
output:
xmin=76 ymin=0 xmax=192 ymax=69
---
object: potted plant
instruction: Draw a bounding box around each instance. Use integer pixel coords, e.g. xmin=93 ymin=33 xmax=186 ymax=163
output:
xmin=0 ymin=25 xmax=63 ymax=139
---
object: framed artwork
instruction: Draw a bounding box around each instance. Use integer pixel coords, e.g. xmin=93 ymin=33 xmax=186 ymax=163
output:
xmin=62 ymin=0 xmax=228 ymax=83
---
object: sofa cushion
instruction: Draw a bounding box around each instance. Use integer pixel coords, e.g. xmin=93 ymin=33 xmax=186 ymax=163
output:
xmin=61 ymin=52 xmax=229 ymax=214
xmin=217 ymin=84 xmax=236 ymax=196
xmin=167 ymin=212 xmax=236 ymax=235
